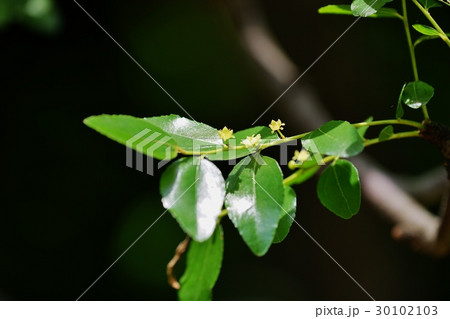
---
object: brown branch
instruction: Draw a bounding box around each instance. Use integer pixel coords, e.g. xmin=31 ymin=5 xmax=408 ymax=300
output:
xmin=224 ymin=0 xmax=450 ymax=256
xmin=393 ymin=166 xmax=446 ymax=206
xmin=167 ymin=236 xmax=190 ymax=290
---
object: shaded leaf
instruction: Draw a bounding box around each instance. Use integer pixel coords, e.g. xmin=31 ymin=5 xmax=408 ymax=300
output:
xmin=401 ymin=81 xmax=435 ymax=109
xmin=273 ymin=186 xmax=297 ymax=244
xmin=319 ymin=4 xmax=400 ymax=18
xmin=225 ymin=155 xmax=284 ymax=256
xmin=351 ymin=0 xmax=393 ymax=17
xmin=378 ymin=125 xmax=394 ymax=142
xmin=178 ymin=225 xmax=224 ymax=301
xmin=413 ymin=24 xmax=440 ymax=36
xmin=396 ymin=83 xmax=406 ymax=119
xmin=357 ymin=116 xmax=373 ymax=138
xmin=302 ymin=120 xmax=364 ymax=157
xmin=160 ymin=157 xmax=225 ymax=242
xmin=317 ymin=159 xmax=361 ymax=219
xmin=414 ymin=33 xmax=450 ymax=47
xmin=418 ymin=0 xmax=442 ymax=9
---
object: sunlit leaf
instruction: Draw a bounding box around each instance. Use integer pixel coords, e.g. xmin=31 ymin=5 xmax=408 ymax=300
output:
xmin=84 ymin=114 xmax=178 ymax=160
xmin=413 ymin=24 xmax=440 ymax=36
xmin=351 ymin=0 xmax=393 ymax=17
xmin=319 ymin=4 xmax=400 ymax=18
xmin=401 ymin=81 xmax=435 ymax=109
xmin=160 ymin=157 xmax=225 ymax=242
xmin=225 ymin=155 xmax=284 ymax=256
xmin=302 ymin=120 xmax=364 ymax=157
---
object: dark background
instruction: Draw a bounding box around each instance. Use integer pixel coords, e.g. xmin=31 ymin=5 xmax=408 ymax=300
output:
xmin=2 ymin=0 xmax=450 ymax=300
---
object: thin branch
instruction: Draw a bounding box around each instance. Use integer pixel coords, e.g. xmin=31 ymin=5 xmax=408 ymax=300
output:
xmin=167 ymin=236 xmax=190 ymax=290
xmin=224 ymin=0 xmax=449 ymax=256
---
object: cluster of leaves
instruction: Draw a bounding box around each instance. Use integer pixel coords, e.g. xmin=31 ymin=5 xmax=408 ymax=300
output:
xmin=319 ymin=0 xmax=450 ymax=48
xmin=85 ymin=114 xmax=368 ymax=299
xmin=0 ymin=0 xmax=60 ymax=33
xmin=83 ymin=0 xmax=447 ymax=301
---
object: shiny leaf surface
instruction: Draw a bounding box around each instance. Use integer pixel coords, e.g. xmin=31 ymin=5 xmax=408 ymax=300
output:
xmin=319 ymin=4 xmax=400 ymax=18
xmin=160 ymin=157 xmax=225 ymax=242
xmin=145 ymin=114 xmax=223 ymax=152
xmin=225 ymin=155 xmax=284 ymax=256
xmin=401 ymin=81 xmax=435 ymax=109
xmin=351 ymin=0 xmax=393 ymax=17
xmin=302 ymin=120 xmax=364 ymax=157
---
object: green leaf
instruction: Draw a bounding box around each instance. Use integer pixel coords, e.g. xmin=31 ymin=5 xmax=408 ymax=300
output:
xmin=160 ymin=157 xmax=225 ymax=242
xmin=225 ymin=155 xmax=284 ymax=256
xmin=418 ymin=0 xmax=442 ymax=9
xmin=317 ymin=159 xmax=361 ymax=219
xmin=178 ymin=225 xmax=224 ymax=301
xmin=84 ymin=114 xmax=178 ymax=160
xmin=401 ymin=81 xmax=435 ymax=109
xmin=206 ymin=127 xmax=278 ymax=161
xmin=414 ymin=33 xmax=450 ymax=47
xmin=396 ymin=83 xmax=406 ymax=119
xmin=412 ymin=24 xmax=441 ymax=36
xmin=378 ymin=125 xmax=394 ymax=142
xmin=302 ymin=120 xmax=364 ymax=158
xmin=319 ymin=4 xmax=400 ymax=18
xmin=273 ymin=186 xmax=297 ymax=244
xmin=357 ymin=116 xmax=373 ymax=138
xmin=437 ymin=0 xmax=450 ymax=6
xmin=351 ymin=0 xmax=393 ymax=17
xmin=84 ymin=114 xmax=226 ymax=160
xmin=145 ymin=114 xmax=223 ymax=152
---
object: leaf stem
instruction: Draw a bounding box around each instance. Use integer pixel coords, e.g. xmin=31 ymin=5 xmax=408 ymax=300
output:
xmin=179 ymin=119 xmax=424 ymax=156
xmin=363 ymin=130 xmax=421 ymax=147
xmin=411 ymin=0 xmax=450 ymax=48
xmin=401 ymin=0 xmax=430 ymax=120
xmin=352 ymin=118 xmax=424 ymax=129
xmin=282 ymin=130 xmax=421 ymax=186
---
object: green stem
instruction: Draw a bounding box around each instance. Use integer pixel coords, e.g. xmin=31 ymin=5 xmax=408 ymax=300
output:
xmin=352 ymin=118 xmax=424 ymax=129
xmin=363 ymin=130 xmax=421 ymax=147
xmin=402 ymin=0 xmax=419 ymax=81
xmin=411 ymin=0 xmax=450 ymax=48
xmin=401 ymin=0 xmax=430 ymax=120
xmin=282 ymin=130 xmax=421 ymax=185
xmin=179 ymin=119 xmax=423 ymax=156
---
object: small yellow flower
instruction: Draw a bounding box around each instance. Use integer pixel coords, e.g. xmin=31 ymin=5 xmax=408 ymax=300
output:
xmin=241 ymin=134 xmax=261 ymax=148
xmin=218 ymin=126 xmax=234 ymax=142
xmin=292 ymin=149 xmax=310 ymax=162
xmin=269 ymin=119 xmax=285 ymax=134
